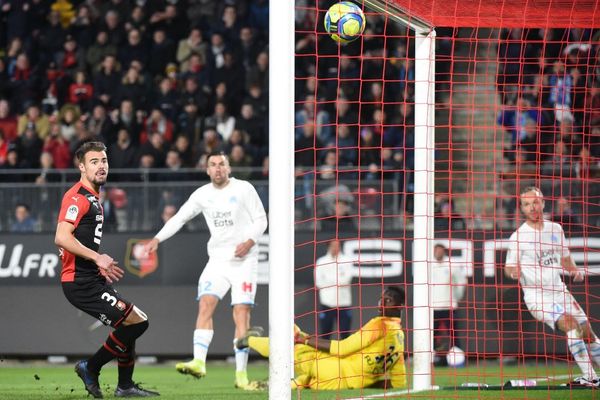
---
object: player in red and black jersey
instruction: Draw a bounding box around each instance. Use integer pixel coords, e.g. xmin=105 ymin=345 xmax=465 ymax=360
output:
xmin=55 ymin=141 xmax=159 ymax=398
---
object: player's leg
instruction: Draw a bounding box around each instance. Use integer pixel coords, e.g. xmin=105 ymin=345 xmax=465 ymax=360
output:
xmin=556 ymin=313 xmax=599 ymax=385
xmin=232 ymin=303 xmax=252 ymax=387
xmin=176 ymin=261 xmax=228 ymax=378
xmin=229 ymin=257 xmax=258 ymax=389
xmin=581 ymin=322 xmax=600 ymax=367
xmin=111 ymin=307 xmax=159 ymax=397
xmin=318 ymin=307 xmax=335 ymax=340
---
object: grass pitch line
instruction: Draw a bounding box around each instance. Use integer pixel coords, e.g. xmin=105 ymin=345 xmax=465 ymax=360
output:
xmin=344 ymin=385 xmax=440 ymax=399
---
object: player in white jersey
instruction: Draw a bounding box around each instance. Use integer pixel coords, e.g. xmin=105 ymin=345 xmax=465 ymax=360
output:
xmin=505 ymin=186 xmax=600 ymax=388
xmin=144 ymin=151 xmax=268 ymax=390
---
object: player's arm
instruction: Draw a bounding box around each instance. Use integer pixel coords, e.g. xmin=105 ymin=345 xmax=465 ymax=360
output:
xmin=55 ymin=221 xmax=123 ymax=283
xmin=234 ymin=182 xmax=268 ymax=258
xmin=504 ymin=233 xmax=520 ymax=280
xmin=144 ymin=190 xmax=203 ymax=253
xmin=329 ymin=319 xmax=383 ymax=357
xmin=559 ymin=229 xmax=583 ymax=282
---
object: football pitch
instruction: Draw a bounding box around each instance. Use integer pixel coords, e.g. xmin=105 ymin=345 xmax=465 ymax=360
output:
xmin=1 ymin=361 xmax=598 ymax=399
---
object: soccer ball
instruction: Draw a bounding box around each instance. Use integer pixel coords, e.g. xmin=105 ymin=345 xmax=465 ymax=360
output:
xmin=324 ymin=2 xmax=366 ymax=44
xmin=446 ymin=346 xmax=466 ymax=367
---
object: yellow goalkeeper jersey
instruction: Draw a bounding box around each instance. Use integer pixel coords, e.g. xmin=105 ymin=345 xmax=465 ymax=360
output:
xmin=294 ymin=316 xmax=406 ymax=390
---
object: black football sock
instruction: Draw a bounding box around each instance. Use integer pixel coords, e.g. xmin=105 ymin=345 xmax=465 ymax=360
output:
xmin=118 ymin=343 xmax=136 ymax=388
xmin=87 ymin=320 xmax=149 ymax=373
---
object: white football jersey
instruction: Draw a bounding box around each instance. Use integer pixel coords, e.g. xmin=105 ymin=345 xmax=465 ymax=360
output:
xmin=155 ymin=178 xmax=268 ymax=260
xmin=315 ymin=252 xmax=354 ymax=308
xmin=505 ymin=220 xmax=570 ymax=294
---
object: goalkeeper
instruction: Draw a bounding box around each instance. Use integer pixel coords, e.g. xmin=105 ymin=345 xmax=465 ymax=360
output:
xmin=236 ymin=286 xmax=407 ymax=390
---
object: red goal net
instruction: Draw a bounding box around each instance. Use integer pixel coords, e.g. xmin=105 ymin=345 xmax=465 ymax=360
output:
xmin=293 ymin=0 xmax=600 ymax=397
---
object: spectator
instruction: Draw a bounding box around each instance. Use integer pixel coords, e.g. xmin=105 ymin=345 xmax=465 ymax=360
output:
xmin=205 ymin=101 xmax=235 ymax=142
xmin=86 ymin=104 xmax=115 ymax=144
xmin=148 ymin=29 xmax=176 ymax=78
xmin=547 ymin=60 xmax=574 ymax=124
xmin=172 ymin=134 xmax=195 ymax=167
xmin=58 ymin=103 xmax=81 ymax=142
xmin=358 ymin=127 xmax=380 ymax=181
xmin=35 ymin=151 xmax=62 ymax=184
xmin=71 ymin=3 xmax=96 ymax=48
xmin=235 ymin=102 xmax=264 ymax=144
xmin=153 ymin=77 xmax=179 ymax=122
xmin=111 ymin=99 xmax=141 ymax=144
xmin=10 ymin=203 xmax=37 ymax=232
xmin=118 ymin=28 xmax=148 ymax=70
xmin=552 ymin=196 xmax=582 ymax=236
xmin=177 ymin=98 xmax=203 ymax=144
xmin=108 ymin=128 xmax=139 ymax=172
xmin=246 ymin=50 xmax=268 ymax=93
xmin=195 ymin=128 xmax=223 ymax=159
xmin=237 ymin=26 xmax=263 ymax=70
xmin=116 ymin=65 xmax=148 ymax=110
xmin=542 ymin=140 xmax=575 ymax=177
xmin=176 ymin=28 xmax=207 ymax=73
xmin=141 ymin=108 xmax=174 ymax=144
xmin=14 ymin=123 xmax=43 ymax=168
xmin=102 ymin=9 xmax=126 ymax=47
xmin=68 ymin=70 xmax=94 ymax=111
xmin=140 ymin=131 xmax=167 ymax=168
xmin=43 ymin=123 xmax=72 ymax=169
xmin=315 ymin=239 xmax=354 ymax=340
xmin=93 ymin=54 xmax=121 ymax=108
xmin=295 ymin=94 xmax=332 ymax=144
xmin=86 ymin=30 xmax=117 ymax=72
xmin=54 ymin=34 xmax=85 ymax=76
xmin=9 ymin=53 xmax=40 ymax=110
xmin=18 ymin=103 xmax=50 ymax=139
xmin=0 ymin=129 xmax=9 ymax=165
xmin=228 ymin=144 xmax=253 ymax=180
xmin=0 ymin=99 xmax=18 ymax=141
xmin=0 ymin=147 xmax=24 ymax=182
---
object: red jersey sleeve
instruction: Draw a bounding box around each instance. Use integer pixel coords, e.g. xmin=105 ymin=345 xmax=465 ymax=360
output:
xmin=58 ymin=193 xmax=90 ymax=227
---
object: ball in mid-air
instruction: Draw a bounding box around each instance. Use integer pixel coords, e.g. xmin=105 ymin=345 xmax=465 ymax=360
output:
xmin=324 ymin=2 xmax=366 ymax=44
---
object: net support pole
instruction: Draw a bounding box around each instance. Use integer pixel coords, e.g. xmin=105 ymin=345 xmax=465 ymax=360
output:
xmin=268 ymin=0 xmax=294 ymax=399
xmin=412 ymin=28 xmax=436 ymax=392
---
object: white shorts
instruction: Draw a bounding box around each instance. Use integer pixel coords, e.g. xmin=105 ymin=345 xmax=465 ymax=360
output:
xmin=524 ymin=290 xmax=588 ymax=329
xmin=197 ymin=256 xmax=258 ymax=306
xmin=554 ymin=104 xmax=574 ymax=123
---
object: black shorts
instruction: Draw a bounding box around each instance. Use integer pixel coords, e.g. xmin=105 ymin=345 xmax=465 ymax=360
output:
xmin=62 ymin=280 xmax=134 ymax=328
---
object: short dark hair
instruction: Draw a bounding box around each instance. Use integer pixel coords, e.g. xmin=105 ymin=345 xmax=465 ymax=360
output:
xmin=16 ymin=203 xmax=30 ymax=212
xmin=75 ymin=141 xmax=107 ymax=163
xmin=206 ymin=151 xmax=228 ymax=163
xmin=385 ymin=286 xmax=405 ymax=306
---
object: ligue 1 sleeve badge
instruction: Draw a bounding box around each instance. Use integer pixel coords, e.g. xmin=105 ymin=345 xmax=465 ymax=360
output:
xmin=125 ymin=239 xmax=158 ymax=278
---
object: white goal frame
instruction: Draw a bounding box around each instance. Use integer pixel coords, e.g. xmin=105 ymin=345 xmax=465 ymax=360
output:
xmin=268 ymin=1 xmax=436 ymax=397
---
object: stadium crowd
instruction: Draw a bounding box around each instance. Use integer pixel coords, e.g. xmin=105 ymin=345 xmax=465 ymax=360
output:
xmin=496 ymin=27 xmax=600 ymax=231
xmin=0 ymin=0 xmax=269 ymax=176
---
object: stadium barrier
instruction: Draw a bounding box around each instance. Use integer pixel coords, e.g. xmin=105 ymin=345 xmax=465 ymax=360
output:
xmin=1 ymin=231 xmax=599 ymax=357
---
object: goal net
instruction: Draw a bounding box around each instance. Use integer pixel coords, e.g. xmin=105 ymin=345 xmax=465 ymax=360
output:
xmin=291 ymin=0 xmax=600 ymax=397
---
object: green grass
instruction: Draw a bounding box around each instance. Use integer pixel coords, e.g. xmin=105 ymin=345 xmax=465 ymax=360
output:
xmin=1 ymin=361 xmax=599 ymax=399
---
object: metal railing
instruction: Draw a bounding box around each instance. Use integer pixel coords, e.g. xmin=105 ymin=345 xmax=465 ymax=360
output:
xmin=0 ymin=167 xmax=406 ymax=233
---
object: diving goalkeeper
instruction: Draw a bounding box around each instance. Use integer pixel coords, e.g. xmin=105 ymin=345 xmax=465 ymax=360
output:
xmin=236 ymin=286 xmax=407 ymax=390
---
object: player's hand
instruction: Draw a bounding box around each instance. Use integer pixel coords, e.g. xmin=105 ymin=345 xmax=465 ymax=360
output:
xmin=235 ymin=239 xmax=255 ymax=258
xmin=143 ymin=238 xmax=160 ymax=256
xmin=506 ymin=265 xmax=520 ymax=280
xmin=95 ymin=253 xmax=124 ymax=284
xmin=571 ymin=270 xmax=584 ymax=282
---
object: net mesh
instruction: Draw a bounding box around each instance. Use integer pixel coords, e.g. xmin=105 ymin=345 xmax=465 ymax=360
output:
xmin=293 ymin=0 xmax=600 ymax=397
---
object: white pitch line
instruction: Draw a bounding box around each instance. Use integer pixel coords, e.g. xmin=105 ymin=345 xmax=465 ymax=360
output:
xmin=342 ymin=373 xmax=573 ymax=399
xmin=344 ymin=385 xmax=440 ymax=400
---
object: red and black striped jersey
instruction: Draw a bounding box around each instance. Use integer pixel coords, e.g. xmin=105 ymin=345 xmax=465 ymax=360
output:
xmin=57 ymin=182 xmax=104 ymax=282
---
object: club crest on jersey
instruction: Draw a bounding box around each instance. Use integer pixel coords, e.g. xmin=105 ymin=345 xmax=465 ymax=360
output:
xmin=65 ymin=205 xmax=79 ymax=221
xmin=124 ymin=239 xmax=159 ymax=278
xmin=229 ymin=196 xmax=237 ymax=204
xmin=551 ymin=235 xmax=558 ymax=243
xmin=116 ymin=300 xmax=126 ymax=311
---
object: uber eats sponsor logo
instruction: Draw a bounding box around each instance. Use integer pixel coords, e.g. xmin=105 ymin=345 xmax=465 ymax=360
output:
xmin=210 ymin=210 xmax=233 ymax=227
xmin=0 ymin=244 xmax=59 ymax=278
